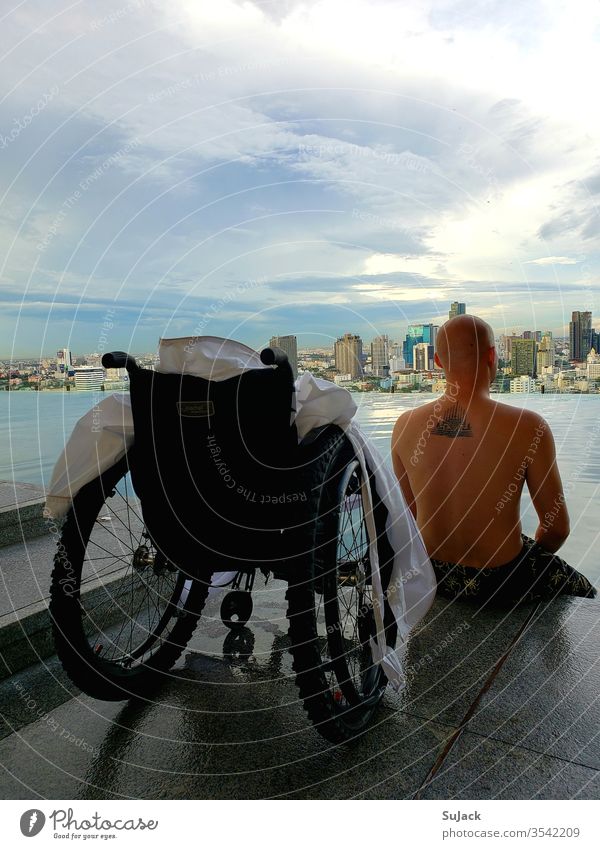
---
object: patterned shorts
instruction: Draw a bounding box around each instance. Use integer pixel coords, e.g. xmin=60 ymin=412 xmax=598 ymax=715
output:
xmin=431 ymin=535 xmax=597 ymax=606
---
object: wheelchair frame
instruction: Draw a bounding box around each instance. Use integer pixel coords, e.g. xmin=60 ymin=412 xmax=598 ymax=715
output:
xmin=49 ymin=345 xmax=388 ymax=743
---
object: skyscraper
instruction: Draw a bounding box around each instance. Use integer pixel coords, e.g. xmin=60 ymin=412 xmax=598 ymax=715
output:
xmin=413 ymin=342 xmax=434 ymax=371
xmin=511 ymin=339 xmax=537 ymax=377
xmin=403 ymin=323 xmax=438 ymax=368
xmin=449 ymin=301 xmax=466 ymax=320
xmin=503 ymin=335 xmax=523 ymax=365
xmin=269 ymin=335 xmax=298 ymax=378
xmin=370 ymin=335 xmax=390 ymax=378
xmin=55 ymin=348 xmax=72 ymax=379
xmin=335 ymin=333 xmax=363 ymax=379
xmin=536 ymin=335 xmax=554 ymax=372
xmin=569 ymin=311 xmax=592 ymax=361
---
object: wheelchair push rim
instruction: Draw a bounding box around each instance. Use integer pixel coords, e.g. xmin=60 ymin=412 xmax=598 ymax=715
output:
xmin=319 ymin=458 xmax=382 ymax=709
xmin=50 ymin=457 xmax=209 ymax=698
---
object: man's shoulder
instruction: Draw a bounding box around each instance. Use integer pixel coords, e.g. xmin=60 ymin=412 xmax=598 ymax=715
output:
xmin=491 ymin=400 xmax=550 ymax=435
xmin=393 ymin=400 xmax=438 ymax=428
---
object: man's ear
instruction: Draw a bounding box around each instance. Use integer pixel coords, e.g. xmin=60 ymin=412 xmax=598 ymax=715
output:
xmin=488 ymin=346 xmax=496 ymax=366
xmin=434 ymin=352 xmax=443 ymax=369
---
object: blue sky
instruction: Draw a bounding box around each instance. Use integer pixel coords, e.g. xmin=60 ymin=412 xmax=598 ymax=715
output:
xmin=1 ymin=0 xmax=600 ymax=358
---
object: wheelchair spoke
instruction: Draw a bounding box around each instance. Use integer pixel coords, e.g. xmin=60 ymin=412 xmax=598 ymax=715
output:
xmin=79 ymin=502 xmax=186 ymax=666
xmin=313 ymin=459 xmax=381 ymax=709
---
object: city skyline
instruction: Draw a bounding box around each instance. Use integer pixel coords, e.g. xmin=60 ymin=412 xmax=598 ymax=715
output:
xmin=0 ymin=308 xmax=592 ymax=362
xmin=4 ymin=302 xmax=595 ymax=367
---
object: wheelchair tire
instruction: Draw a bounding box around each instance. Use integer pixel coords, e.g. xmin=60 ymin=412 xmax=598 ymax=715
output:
xmin=286 ymin=427 xmax=387 ymax=743
xmin=49 ymin=454 xmax=211 ymax=701
xmin=220 ymin=590 xmax=253 ymax=629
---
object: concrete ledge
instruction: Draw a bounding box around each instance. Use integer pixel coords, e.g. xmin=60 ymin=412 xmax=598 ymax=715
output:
xmin=0 ymin=570 xmax=133 ymax=680
xmin=0 ymin=480 xmax=49 ymax=547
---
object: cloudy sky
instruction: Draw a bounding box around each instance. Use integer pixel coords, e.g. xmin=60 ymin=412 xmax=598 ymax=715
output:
xmin=1 ymin=0 xmax=599 ymax=357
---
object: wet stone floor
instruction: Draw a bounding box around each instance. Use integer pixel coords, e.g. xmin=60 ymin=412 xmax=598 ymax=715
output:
xmin=0 ymin=584 xmax=599 ymax=800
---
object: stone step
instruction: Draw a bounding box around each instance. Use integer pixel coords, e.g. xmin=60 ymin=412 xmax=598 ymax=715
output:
xmin=0 ymin=480 xmax=49 ymax=548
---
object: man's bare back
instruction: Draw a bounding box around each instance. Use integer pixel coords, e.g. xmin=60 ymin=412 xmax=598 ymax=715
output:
xmin=391 ymin=316 xmax=570 ymax=569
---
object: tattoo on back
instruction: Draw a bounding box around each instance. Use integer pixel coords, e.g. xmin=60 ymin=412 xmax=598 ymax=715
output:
xmin=431 ymin=404 xmax=473 ymax=438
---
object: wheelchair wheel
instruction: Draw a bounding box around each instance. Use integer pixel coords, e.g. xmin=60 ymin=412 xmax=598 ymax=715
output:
xmin=220 ymin=590 xmax=253 ymax=629
xmin=286 ymin=428 xmax=387 ymax=743
xmin=49 ymin=454 xmax=211 ymax=701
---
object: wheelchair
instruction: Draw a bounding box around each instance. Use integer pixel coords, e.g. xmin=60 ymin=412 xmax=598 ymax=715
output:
xmin=49 ymin=345 xmax=389 ymax=743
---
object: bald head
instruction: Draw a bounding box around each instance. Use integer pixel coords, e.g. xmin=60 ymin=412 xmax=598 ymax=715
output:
xmin=435 ymin=315 xmax=495 ymax=379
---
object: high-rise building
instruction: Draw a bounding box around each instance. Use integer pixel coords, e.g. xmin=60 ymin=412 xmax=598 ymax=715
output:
xmin=449 ymin=302 xmax=466 ymax=320
xmin=591 ymin=329 xmax=600 ymax=353
xmin=403 ymin=323 xmax=438 ymax=368
xmin=587 ymin=348 xmax=600 ymax=381
xmin=413 ymin=342 xmax=434 ymax=371
xmin=511 ymin=339 xmax=537 ymax=377
xmin=334 ymin=333 xmax=363 ymax=379
xmin=370 ymin=335 xmax=390 ymax=378
xmin=73 ymin=366 xmax=104 ymax=390
xmin=569 ymin=311 xmax=592 ymax=361
xmin=269 ymin=335 xmax=298 ymax=379
xmin=503 ymin=335 xmax=523 ymax=365
xmin=55 ymin=348 xmax=72 ymax=378
xmin=536 ymin=335 xmax=554 ymax=373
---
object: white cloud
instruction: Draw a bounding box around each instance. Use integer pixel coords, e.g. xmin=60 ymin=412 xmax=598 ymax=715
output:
xmin=526 ymin=256 xmax=580 ymax=265
xmin=2 ymin=0 xmax=600 ymax=353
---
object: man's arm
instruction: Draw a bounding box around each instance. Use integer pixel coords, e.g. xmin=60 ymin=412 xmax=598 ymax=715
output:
xmin=391 ymin=417 xmax=417 ymax=519
xmin=525 ymin=417 xmax=570 ymax=553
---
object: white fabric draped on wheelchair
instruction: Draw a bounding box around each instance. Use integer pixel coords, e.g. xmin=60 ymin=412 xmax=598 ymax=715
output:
xmin=45 ymin=336 xmax=436 ymax=691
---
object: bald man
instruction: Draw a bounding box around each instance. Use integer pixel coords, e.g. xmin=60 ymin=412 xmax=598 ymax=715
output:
xmin=391 ymin=315 xmax=595 ymax=605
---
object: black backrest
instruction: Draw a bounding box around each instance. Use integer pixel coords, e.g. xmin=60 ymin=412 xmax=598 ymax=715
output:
xmin=126 ymin=364 xmax=303 ymax=571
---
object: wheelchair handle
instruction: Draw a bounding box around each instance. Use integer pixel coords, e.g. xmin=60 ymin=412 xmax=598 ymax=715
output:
xmin=101 ymin=351 xmax=138 ymax=372
xmin=260 ymin=346 xmax=289 ymax=368
xmin=260 ymin=346 xmax=295 ymax=391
